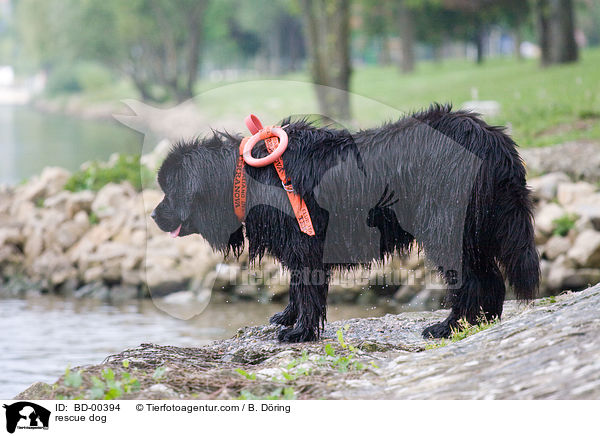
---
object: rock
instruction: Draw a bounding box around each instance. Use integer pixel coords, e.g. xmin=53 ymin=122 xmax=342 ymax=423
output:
xmin=461 ymin=100 xmax=501 ymax=118
xmin=13 ymin=382 xmax=54 ymax=400
xmin=55 ymin=211 xmax=90 ymax=250
xmin=535 ymin=202 xmax=566 ymax=235
xmin=30 ymin=249 xmax=76 ymax=287
xmin=91 ymin=182 xmax=136 ymax=218
xmin=146 ymin=383 xmax=179 ymax=399
xmin=561 ymin=269 xmax=600 ymax=290
xmin=18 ymin=167 xmax=70 ymax=202
xmin=83 ymin=266 xmax=104 ymax=283
xmin=567 ymin=230 xmax=600 ymax=267
xmin=109 ymin=285 xmax=138 ymax=302
xmin=74 ymin=282 xmax=110 ymax=299
xmin=565 ymin=195 xmax=600 ymax=231
xmin=11 ymin=199 xmax=35 ymax=223
xmin=162 ymin=290 xmax=196 ymax=305
xmin=0 ymin=226 xmax=22 ymax=246
xmin=145 ymin=266 xmax=189 ymax=297
xmin=556 ymin=182 xmax=596 ymax=206
xmin=393 ymin=285 xmax=420 ymax=303
xmin=546 ymin=255 xmax=576 ymax=291
xmin=574 ymin=216 xmax=594 ymax=234
xmin=62 ymin=190 xmax=95 ymax=217
xmin=520 ymin=140 xmax=600 ymax=182
xmin=527 ymin=172 xmax=570 ymax=201
xmin=23 ymin=228 xmax=44 ymax=265
xmin=542 ymin=235 xmax=571 ymax=260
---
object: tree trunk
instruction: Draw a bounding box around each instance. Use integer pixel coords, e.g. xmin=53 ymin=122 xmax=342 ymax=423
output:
xmin=513 ymin=22 xmax=523 ymax=60
xmin=537 ymin=0 xmax=578 ymax=66
xmin=537 ymin=0 xmax=552 ymax=65
xmin=398 ymin=1 xmax=415 ymax=73
xmin=475 ymin=26 xmax=485 ymax=64
xmin=550 ymin=0 xmax=578 ymax=63
xmin=184 ymin=1 xmax=205 ymax=101
xmin=301 ymin=0 xmax=352 ymax=121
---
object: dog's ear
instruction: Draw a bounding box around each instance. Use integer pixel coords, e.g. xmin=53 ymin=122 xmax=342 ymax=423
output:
xmin=171 ymin=163 xmax=196 ymax=222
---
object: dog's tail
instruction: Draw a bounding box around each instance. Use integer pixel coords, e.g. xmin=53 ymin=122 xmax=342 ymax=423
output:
xmin=478 ymin=128 xmax=540 ymax=301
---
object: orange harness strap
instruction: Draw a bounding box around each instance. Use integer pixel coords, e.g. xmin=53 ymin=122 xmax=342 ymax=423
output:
xmin=233 ymin=115 xmax=315 ymax=236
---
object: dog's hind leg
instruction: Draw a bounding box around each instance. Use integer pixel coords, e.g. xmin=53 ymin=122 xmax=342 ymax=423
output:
xmin=277 ymin=267 xmax=329 ymax=343
xmin=422 ymin=259 xmax=505 ymax=338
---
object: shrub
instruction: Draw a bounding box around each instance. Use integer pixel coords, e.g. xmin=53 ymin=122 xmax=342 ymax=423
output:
xmin=552 ymin=213 xmax=578 ymax=237
xmin=45 ymin=62 xmax=113 ymax=96
xmin=64 ymin=154 xmax=154 ymax=192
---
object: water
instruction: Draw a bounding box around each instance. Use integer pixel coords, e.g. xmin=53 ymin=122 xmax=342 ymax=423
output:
xmin=0 ymin=295 xmax=390 ymax=398
xmin=0 ymin=105 xmax=141 ymax=185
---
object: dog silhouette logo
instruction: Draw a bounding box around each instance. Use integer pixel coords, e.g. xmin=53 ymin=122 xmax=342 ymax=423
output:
xmin=3 ymin=402 xmax=50 ymax=433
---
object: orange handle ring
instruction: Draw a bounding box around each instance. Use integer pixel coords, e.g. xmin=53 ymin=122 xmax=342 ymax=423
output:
xmin=242 ymin=127 xmax=288 ymax=167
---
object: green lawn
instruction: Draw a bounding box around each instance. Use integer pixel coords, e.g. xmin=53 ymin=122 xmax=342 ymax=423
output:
xmin=349 ymin=49 xmax=600 ymax=148
xmin=51 ymin=47 xmax=600 ymax=149
xmin=193 ymin=48 xmax=600 ymax=148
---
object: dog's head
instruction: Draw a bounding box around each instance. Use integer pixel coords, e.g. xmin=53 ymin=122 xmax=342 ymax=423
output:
xmin=151 ymin=138 xmax=243 ymax=250
xmin=152 ymin=142 xmax=202 ymax=238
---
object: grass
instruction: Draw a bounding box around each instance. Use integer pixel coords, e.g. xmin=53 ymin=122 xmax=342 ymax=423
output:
xmin=538 ymin=295 xmax=558 ymax=306
xmin=50 ymin=48 xmax=600 ymax=149
xmin=56 ymin=360 xmax=141 ymax=400
xmin=425 ymin=317 xmax=499 ymax=349
xmin=192 ymin=48 xmax=600 ymax=149
xmin=234 ymin=325 xmax=371 ymax=400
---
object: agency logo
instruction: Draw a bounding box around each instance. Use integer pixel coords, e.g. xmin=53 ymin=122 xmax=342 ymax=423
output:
xmin=3 ymin=402 xmax=50 ymax=434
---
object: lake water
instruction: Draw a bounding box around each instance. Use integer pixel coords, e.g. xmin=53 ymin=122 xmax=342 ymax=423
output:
xmin=0 ymin=105 xmax=142 ymax=185
xmin=0 ymin=295 xmax=389 ymax=398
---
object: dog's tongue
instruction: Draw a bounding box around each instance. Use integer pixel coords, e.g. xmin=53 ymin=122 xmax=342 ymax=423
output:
xmin=170 ymin=224 xmax=182 ymax=238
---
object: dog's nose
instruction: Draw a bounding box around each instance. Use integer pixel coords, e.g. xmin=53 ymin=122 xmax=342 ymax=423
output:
xmin=150 ymin=209 xmax=157 ymax=220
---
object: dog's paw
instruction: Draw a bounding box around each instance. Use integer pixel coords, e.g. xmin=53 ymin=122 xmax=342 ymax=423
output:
xmin=277 ymin=326 xmax=318 ymax=343
xmin=422 ymin=320 xmax=454 ymax=339
xmin=269 ymin=310 xmax=297 ymax=327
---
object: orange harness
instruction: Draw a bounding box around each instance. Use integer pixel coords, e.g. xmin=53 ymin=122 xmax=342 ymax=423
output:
xmin=233 ymin=114 xmax=315 ymax=236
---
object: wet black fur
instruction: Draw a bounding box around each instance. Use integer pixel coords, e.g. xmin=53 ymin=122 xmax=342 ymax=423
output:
xmin=153 ymin=104 xmax=540 ymax=342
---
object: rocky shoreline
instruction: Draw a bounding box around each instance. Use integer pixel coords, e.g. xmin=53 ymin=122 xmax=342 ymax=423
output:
xmin=15 ymin=283 xmax=600 ymax=400
xmin=1 ymin=141 xmax=600 ymax=309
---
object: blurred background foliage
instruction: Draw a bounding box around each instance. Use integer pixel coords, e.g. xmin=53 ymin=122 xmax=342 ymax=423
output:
xmin=0 ymin=0 xmax=599 ymax=146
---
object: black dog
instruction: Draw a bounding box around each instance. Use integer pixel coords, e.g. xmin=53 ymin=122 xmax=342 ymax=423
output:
xmin=152 ymin=104 xmax=539 ymax=342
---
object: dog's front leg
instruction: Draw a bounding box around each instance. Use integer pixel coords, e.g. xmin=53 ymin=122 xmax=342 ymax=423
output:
xmin=277 ymin=267 xmax=329 ymax=343
xmin=269 ymin=294 xmax=298 ymax=327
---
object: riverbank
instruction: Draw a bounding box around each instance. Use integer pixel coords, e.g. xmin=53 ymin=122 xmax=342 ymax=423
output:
xmin=16 ymin=283 xmax=600 ymax=400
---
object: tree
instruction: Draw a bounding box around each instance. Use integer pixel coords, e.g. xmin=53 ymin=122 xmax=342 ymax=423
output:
xmin=397 ymin=0 xmax=416 ymax=73
xmin=16 ymin=0 xmax=207 ymax=102
xmin=536 ymin=0 xmax=578 ymax=66
xmin=301 ymin=0 xmax=352 ymax=120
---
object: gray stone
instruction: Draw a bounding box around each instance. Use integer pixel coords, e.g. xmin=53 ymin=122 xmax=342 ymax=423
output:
xmin=542 ymin=235 xmax=571 ymax=260
xmin=546 ymin=255 xmax=576 ymax=291
xmin=535 ymin=202 xmax=566 ymax=235
xmin=527 ymin=172 xmax=570 ymax=201
xmin=18 ymin=167 xmax=70 ymax=202
xmin=91 ymin=182 xmax=135 ymax=218
xmin=567 ymin=230 xmax=600 ymax=267
xmin=521 ymin=140 xmax=600 ymax=182
xmin=557 ymin=182 xmax=596 ymax=206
